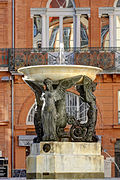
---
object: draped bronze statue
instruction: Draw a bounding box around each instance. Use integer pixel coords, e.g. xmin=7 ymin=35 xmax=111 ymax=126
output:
xmin=24 ymin=75 xmax=98 ymax=142
xmin=69 ymin=76 xmax=98 ymax=142
xmin=24 ymin=75 xmax=84 ymax=142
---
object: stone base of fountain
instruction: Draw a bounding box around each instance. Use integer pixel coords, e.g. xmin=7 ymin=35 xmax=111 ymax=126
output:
xmin=26 ymin=142 xmax=104 ymax=179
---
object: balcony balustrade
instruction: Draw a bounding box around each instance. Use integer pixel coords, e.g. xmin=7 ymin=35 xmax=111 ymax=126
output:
xmin=0 ymin=48 xmax=120 ymax=72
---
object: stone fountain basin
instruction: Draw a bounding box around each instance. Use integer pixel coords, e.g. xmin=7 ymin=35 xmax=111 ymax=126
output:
xmin=18 ymin=65 xmax=102 ymax=82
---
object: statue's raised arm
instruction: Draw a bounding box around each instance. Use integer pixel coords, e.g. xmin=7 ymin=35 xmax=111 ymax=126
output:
xmin=23 ymin=78 xmax=44 ymax=95
xmin=58 ymin=75 xmax=83 ymax=90
xmin=54 ymin=75 xmax=83 ymax=101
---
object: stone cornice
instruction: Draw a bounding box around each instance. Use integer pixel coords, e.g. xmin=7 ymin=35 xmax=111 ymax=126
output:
xmin=75 ymin=8 xmax=91 ymax=17
xmin=99 ymin=7 xmax=114 ymax=17
xmin=114 ymin=7 xmax=120 ymax=15
xmin=30 ymin=8 xmax=47 ymax=18
xmin=31 ymin=7 xmax=91 ymax=17
xmin=31 ymin=8 xmax=75 ymax=17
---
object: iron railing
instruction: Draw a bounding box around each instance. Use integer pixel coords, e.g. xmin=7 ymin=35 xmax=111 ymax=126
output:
xmin=0 ymin=48 xmax=120 ymax=71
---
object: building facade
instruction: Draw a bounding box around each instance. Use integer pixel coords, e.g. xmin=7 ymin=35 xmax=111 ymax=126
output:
xmin=0 ymin=0 xmax=120 ymax=178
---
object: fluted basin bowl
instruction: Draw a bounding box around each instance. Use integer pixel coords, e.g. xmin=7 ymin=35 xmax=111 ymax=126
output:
xmin=18 ymin=65 xmax=102 ymax=82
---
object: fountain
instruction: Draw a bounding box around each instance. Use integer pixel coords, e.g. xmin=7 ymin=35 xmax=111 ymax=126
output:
xmin=18 ymin=45 xmax=104 ymax=179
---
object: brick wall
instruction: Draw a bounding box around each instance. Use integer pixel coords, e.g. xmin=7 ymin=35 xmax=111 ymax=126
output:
xmin=0 ymin=1 xmax=8 ymax=48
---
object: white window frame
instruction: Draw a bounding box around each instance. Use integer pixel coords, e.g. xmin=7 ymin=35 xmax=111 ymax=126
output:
xmin=114 ymin=0 xmax=120 ymax=7
xmin=46 ymin=0 xmax=76 ymax=9
xmin=113 ymin=8 xmax=120 ymax=47
xmin=99 ymin=7 xmax=114 ymax=47
xmin=31 ymin=1 xmax=90 ymax=48
xmin=99 ymin=1 xmax=120 ymax=48
xmin=46 ymin=8 xmax=75 ymax=47
xmin=31 ymin=0 xmax=76 ymax=48
xmin=26 ymin=103 xmax=36 ymax=125
xmin=118 ymin=91 xmax=120 ymax=124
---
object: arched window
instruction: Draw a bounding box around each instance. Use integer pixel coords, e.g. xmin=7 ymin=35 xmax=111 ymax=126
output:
xmin=26 ymin=92 xmax=89 ymax=125
xmin=26 ymin=103 xmax=36 ymax=125
xmin=48 ymin=0 xmax=74 ymax=8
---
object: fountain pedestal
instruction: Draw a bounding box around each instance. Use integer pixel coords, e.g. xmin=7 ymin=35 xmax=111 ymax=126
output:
xmin=18 ymin=64 xmax=104 ymax=179
xmin=26 ymin=142 xmax=104 ymax=179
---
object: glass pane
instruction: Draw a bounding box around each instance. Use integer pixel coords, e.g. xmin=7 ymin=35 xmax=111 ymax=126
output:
xmin=49 ymin=17 xmax=59 ymax=48
xmin=63 ymin=16 xmax=73 ymax=48
xmin=116 ymin=16 xmax=120 ymax=47
xmin=118 ymin=91 xmax=120 ymax=123
xmin=80 ymin=15 xmax=88 ymax=48
xmin=116 ymin=16 xmax=120 ymax=28
xmin=118 ymin=91 xmax=120 ymax=111
xmin=50 ymin=0 xmax=73 ymax=8
xmin=118 ymin=112 xmax=120 ymax=124
xmin=116 ymin=0 xmax=120 ymax=7
xmin=116 ymin=28 xmax=120 ymax=40
xmin=33 ymin=16 xmax=42 ymax=48
xmin=101 ymin=16 xmax=109 ymax=48
xmin=65 ymin=92 xmax=89 ymax=122
xmin=27 ymin=103 xmax=36 ymax=125
xmin=102 ymin=33 xmax=109 ymax=47
xmin=117 ymin=40 xmax=120 ymax=47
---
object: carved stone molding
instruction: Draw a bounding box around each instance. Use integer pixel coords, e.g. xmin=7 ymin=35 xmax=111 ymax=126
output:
xmin=99 ymin=7 xmax=114 ymax=17
xmin=30 ymin=8 xmax=47 ymax=18
xmin=75 ymin=8 xmax=91 ymax=17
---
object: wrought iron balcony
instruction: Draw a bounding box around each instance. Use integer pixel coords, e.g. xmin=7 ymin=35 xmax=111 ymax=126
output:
xmin=0 ymin=48 xmax=120 ymax=72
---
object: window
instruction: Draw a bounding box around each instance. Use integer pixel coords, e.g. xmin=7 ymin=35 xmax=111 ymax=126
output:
xmin=116 ymin=0 xmax=120 ymax=7
xmin=48 ymin=0 xmax=74 ymax=48
xmin=99 ymin=0 xmax=120 ymax=48
xmin=66 ymin=92 xmax=89 ymax=123
xmin=26 ymin=103 xmax=36 ymax=125
xmin=27 ymin=92 xmax=89 ymax=125
xmin=115 ymin=139 xmax=120 ymax=177
xmin=115 ymin=0 xmax=120 ymax=47
xmin=49 ymin=16 xmax=74 ymax=48
xmin=80 ymin=15 xmax=89 ymax=48
xmin=114 ymin=0 xmax=120 ymax=65
xmin=49 ymin=17 xmax=60 ymax=47
xmin=33 ymin=16 xmax=42 ymax=48
xmin=63 ymin=16 xmax=73 ymax=48
xmin=118 ymin=91 xmax=120 ymax=124
xmin=49 ymin=0 xmax=73 ymax=8
xmin=49 ymin=13 xmax=89 ymax=48
xmin=31 ymin=1 xmax=91 ymax=48
xmin=101 ymin=15 xmax=109 ymax=48
xmin=116 ymin=15 xmax=120 ymax=47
